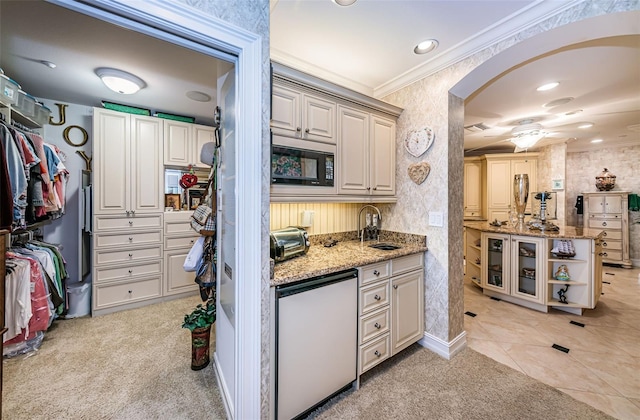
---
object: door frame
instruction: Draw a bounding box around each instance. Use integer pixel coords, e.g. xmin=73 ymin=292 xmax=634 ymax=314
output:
xmin=50 ymin=1 xmax=263 ymax=418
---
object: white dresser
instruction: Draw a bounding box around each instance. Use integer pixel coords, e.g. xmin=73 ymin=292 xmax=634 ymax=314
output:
xmin=582 ymin=191 xmax=631 ymax=268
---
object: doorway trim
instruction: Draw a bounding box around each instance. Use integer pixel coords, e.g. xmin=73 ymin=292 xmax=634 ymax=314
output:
xmin=50 ymin=1 xmax=263 ymax=418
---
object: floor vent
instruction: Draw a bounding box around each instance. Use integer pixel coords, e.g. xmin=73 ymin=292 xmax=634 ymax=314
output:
xmin=605 ymin=272 xmax=615 ymax=276
xmin=464 ymin=311 xmax=477 ymax=317
xmin=552 ymin=344 xmax=570 ymax=353
xmin=490 ymin=296 xmax=501 ymax=301
xmin=603 ymin=281 xmax=611 ymax=284
xmin=570 ymin=320 xmax=585 ymax=327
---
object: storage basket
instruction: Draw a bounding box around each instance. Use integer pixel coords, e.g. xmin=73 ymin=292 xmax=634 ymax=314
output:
xmin=0 ymin=74 xmax=20 ymax=105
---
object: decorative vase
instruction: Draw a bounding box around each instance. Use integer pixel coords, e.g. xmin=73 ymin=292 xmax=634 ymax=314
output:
xmin=513 ymin=174 xmax=529 ymax=228
xmin=191 ymin=326 xmax=212 ymax=370
xmin=595 ymin=168 xmax=616 ymax=191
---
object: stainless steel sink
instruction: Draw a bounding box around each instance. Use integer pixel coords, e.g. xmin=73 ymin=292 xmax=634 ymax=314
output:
xmin=368 ymin=243 xmax=402 ymax=251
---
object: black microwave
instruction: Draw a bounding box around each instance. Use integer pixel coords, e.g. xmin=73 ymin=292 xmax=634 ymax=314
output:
xmin=271 ymin=145 xmax=334 ymax=186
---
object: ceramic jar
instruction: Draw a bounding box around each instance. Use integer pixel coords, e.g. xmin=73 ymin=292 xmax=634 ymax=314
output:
xmin=595 ymin=168 xmax=616 ymax=191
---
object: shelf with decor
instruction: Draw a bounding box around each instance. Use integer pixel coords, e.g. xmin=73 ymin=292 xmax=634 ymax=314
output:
xmin=464 ymin=228 xmax=482 ymax=287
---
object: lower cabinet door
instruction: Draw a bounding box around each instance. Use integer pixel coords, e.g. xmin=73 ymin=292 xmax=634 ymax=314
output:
xmin=391 ymin=270 xmax=424 ymax=355
xmin=164 ymin=249 xmax=198 ymax=295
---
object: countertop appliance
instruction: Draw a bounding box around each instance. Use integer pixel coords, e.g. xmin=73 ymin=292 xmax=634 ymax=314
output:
xmin=270 ymin=227 xmax=310 ymax=262
xmin=271 ymin=144 xmax=334 ymax=187
xmin=275 ymin=268 xmax=358 ymax=419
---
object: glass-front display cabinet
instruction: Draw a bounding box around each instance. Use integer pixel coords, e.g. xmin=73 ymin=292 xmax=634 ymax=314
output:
xmin=481 ymin=233 xmax=510 ymax=294
xmin=511 ymin=236 xmax=545 ymax=304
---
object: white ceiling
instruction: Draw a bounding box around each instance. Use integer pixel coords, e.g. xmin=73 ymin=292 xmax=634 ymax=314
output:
xmin=2 ymin=1 xmax=639 ymax=154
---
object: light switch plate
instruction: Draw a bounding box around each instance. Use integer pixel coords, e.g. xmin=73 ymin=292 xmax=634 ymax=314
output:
xmin=428 ymin=211 xmax=444 ymax=227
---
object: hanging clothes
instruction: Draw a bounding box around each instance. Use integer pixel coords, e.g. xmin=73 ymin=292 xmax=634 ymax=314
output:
xmin=0 ymin=130 xmax=13 ymax=230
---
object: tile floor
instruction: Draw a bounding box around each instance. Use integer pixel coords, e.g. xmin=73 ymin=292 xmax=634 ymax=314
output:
xmin=464 ymin=265 xmax=640 ymax=420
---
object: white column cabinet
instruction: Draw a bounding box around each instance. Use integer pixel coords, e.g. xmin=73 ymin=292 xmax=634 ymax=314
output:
xmin=271 ymin=83 xmax=336 ymax=144
xmin=464 ymin=157 xmax=483 ymax=219
xmin=164 ymin=119 xmax=216 ymax=168
xmin=93 ymin=108 xmax=163 ymax=215
xmin=338 ymin=105 xmax=396 ymax=197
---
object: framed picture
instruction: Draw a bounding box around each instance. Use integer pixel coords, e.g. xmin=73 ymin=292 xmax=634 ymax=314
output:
xmin=190 ymin=195 xmax=202 ymax=210
xmin=552 ymin=179 xmax=564 ymax=191
xmin=164 ymin=193 xmax=180 ymax=211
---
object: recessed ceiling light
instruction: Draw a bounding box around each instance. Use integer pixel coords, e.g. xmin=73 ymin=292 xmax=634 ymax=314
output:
xmin=95 ymin=67 xmax=146 ymax=94
xmin=537 ymin=82 xmax=559 ymax=91
xmin=332 ymin=0 xmax=357 ymax=6
xmin=578 ymin=122 xmax=594 ymax=129
xmin=591 ymin=139 xmax=603 ymax=143
xmin=186 ymin=91 xmax=211 ymax=102
xmin=543 ymin=97 xmax=574 ymax=108
xmin=414 ymin=39 xmax=439 ymax=54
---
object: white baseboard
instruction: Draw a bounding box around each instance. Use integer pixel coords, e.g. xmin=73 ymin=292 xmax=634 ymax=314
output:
xmin=418 ymin=330 xmax=467 ymax=360
xmin=213 ymin=353 xmax=234 ymax=420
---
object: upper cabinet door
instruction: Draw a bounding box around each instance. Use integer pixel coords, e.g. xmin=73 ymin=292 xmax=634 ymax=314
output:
xmin=132 ymin=116 xmax=163 ymax=213
xmin=338 ymin=105 xmax=369 ymax=194
xmin=370 ymin=115 xmax=395 ymax=195
xmin=604 ymin=194 xmax=623 ymax=214
xmin=94 ymin=108 xmax=131 ymax=214
xmin=464 ymin=160 xmax=482 ymax=215
xmin=303 ymin=94 xmax=336 ymax=143
xmin=164 ymin=120 xmax=191 ymax=166
xmin=193 ymin=125 xmax=215 ymax=168
xmin=486 ymin=160 xmax=511 ymax=208
xmin=271 ymin=84 xmax=301 ymax=137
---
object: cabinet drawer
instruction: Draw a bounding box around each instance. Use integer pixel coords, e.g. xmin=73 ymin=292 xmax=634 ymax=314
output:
xmin=165 ymin=235 xmax=198 ymax=250
xmin=164 ymin=220 xmax=197 ymax=236
xmin=360 ymin=281 xmax=389 ymax=315
xmin=95 ymin=214 xmax=162 ymax=230
xmin=360 ymin=307 xmax=390 ymax=344
xmin=95 ymin=230 xmax=162 ymax=248
xmin=94 ymin=276 xmax=162 ymax=309
xmin=360 ymin=261 xmax=390 ymax=285
xmin=95 ymin=245 xmax=162 ymax=265
xmin=464 ymin=210 xmax=481 ymax=218
xmin=359 ymin=333 xmax=390 ymax=374
xmin=601 ymin=250 xmax=622 ymax=261
xmin=391 ymin=253 xmax=423 ymax=276
xmin=95 ymin=260 xmax=162 ymax=283
xmin=588 ymin=218 xmax=621 ymax=229
xmin=600 ymin=239 xmax=622 ymax=251
xmin=600 ymin=230 xmax=622 ymax=240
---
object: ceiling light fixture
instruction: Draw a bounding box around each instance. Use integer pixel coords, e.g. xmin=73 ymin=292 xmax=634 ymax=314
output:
xmin=578 ymin=122 xmax=594 ymax=129
xmin=414 ymin=39 xmax=439 ymax=54
xmin=39 ymin=60 xmax=57 ymax=69
xmin=509 ymin=122 xmax=546 ymax=149
xmin=95 ymin=67 xmax=146 ymax=94
xmin=591 ymin=139 xmax=603 ymax=143
xmin=536 ymin=82 xmax=559 ymax=91
xmin=332 ymin=0 xmax=357 ymax=6
xmin=186 ymin=91 xmax=211 ymax=102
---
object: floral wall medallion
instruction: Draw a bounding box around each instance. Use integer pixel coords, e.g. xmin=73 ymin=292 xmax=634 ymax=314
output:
xmin=408 ymin=162 xmax=431 ymax=185
xmin=404 ymin=126 xmax=435 ymax=157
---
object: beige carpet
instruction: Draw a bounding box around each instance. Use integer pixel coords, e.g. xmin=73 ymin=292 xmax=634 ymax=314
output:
xmin=3 ymin=295 xmax=226 ymax=420
xmin=3 ymin=297 xmax=613 ymax=420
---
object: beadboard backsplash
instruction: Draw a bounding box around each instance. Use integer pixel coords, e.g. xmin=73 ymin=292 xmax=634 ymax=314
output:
xmin=270 ymin=203 xmax=363 ymax=235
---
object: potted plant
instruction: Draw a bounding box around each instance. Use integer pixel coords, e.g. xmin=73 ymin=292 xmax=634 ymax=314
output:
xmin=182 ymin=297 xmax=216 ymax=370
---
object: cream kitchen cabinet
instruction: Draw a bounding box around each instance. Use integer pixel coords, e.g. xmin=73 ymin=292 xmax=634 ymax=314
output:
xmin=271 ymin=83 xmax=336 ymax=144
xmin=163 ymin=119 xmax=216 ymax=168
xmin=358 ymin=253 xmax=423 ymax=375
xmin=93 ymin=108 xmax=164 ymax=215
xmin=163 ymin=211 xmax=200 ymax=296
xmin=582 ymin=191 xmax=631 ymax=268
xmin=484 ymin=153 xmax=538 ymax=222
xmin=464 ymin=157 xmax=484 ymax=219
xmin=338 ymin=105 xmax=396 ymax=197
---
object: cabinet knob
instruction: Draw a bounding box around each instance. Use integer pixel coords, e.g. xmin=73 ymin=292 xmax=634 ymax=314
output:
xmin=128 ymin=237 xmax=133 ymax=241
xmin=602 ymin=232 xmax=607 ymax=236
xmin=602 ymin=222 xmax=607 ymax=226
xmin=393 ymin=285 xmax=398 ymax=290
xmin=373 ymin=270 xmax=380 ymax=276
xmin=131 ymin=210 xmax=135 ymax=215
xmin=296 ymin=127 xmax=301 ymax=132
xmin=304 ymin=128 xmax=309 ymax=133
xmin=190 ymin=240 xmax=195 ymax=244
xmin=374 ymin=323 xmax=381 ymax=329
xmin=129 ymin=221 xmax=133 ymax=226
xmin=367 ymin=187 xmax=371 ymax=191
xmin=373 ymin=187 xmax=377 ymax=191
xmin=602 ymin=252 xmax=608 ymax=257
xmin=128 ymin=269 xmax=133 ymax=274
xmin=374 ymin=294 xmax=381 ymax=301
xmin=128 ymin=253 xmax=133 ymax=258
xmin=128 ymin=290 xmax=132 ymax=294
xmin=374 ymin=350 xmax=381 ymax=357
xmin=126 ymin=211 xmax=130 ymax=216
xmin=603 ymin=242 xmax=607 ymax=247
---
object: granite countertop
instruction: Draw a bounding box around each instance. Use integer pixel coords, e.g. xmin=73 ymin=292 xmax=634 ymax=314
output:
xmin=271 ymin=231 xmax=427 ymax=287
xmin=464 ymin=221 xmax=604 ymax=240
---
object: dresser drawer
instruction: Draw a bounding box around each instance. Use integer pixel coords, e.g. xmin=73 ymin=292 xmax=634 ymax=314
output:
xmin=95 ymin=260 xmax=162 ymax=283
xmin=360 ymin=261 xmax=390 ymax=286
xmin=95 ymin=230 xmax=162 ymax=248
xmin=360 ymin=306 xmax=390 ymax=344
xmin=601 ymin=250 xmax=622 ymax=261
xmin=164 ymin=219 xmax=198 ymax=236
xmin=95 ymin=214 xmax=162 ymax=230
xmin=95 ymin=245 xmax=162 ymax=265
xmin=359 ymin=333 xmax=390 ymax=374
xmin=360 ymin=281 xmax=389 ymax=315
xmin=600 ymin=239 xmax=622 ymax=251
xmin=391 ymin=253 xmax=423 ymax=276
xmin=94 ymin=276 xmax=162 ymax=309
xmin=588 ymin=219 xmax=621 ymax=230
xmin=599 ymin=230 xmax=622 ymax=240
xmin=165 ymin=235 xmax=198 ymax=250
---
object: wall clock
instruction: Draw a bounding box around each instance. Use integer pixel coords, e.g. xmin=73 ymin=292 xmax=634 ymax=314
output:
xmin=404 ymin=126 xmax=435 ymax=157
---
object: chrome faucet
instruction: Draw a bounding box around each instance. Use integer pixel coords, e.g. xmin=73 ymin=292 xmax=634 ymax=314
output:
xmin=358 ymin=205 xmax=382 ymax=241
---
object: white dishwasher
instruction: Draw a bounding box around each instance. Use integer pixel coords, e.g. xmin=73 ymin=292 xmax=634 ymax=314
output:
xmin=275 ymin=268 xmax=358 ymax=420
